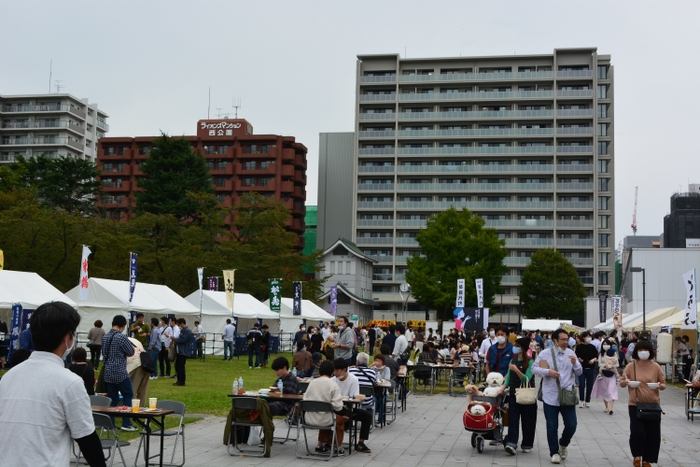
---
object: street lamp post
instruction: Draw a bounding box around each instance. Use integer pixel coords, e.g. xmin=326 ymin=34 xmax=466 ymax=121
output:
xmin=630 ymin=267 xmax=646 ymax=332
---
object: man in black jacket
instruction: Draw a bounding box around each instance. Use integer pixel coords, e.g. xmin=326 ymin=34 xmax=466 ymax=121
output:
xmin=173 ymin=318 xmax=193 ymax=386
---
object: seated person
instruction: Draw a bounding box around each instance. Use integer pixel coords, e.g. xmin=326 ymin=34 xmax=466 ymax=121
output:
xmin=299 ymin=352 xmax=324 ymax=378
xmin=429 ymin=342 xmax=440 ymax=362
xmin=418 ymin=345 xmax=435 ymax=364
xmin=268 ymin=357 xmax=300 ymax=416
xmin=292 ymin=341 xmax=313 ymax=374
xmin=370 ymin=354 xmax=391 ymax=381
xmin=68 ymin=347 xmax=95 ymax=395
xmin=332 ymin=358 xmax=373 ymax=454
xmin=380 ymin=344 xmax=399 ymax=379
xmin=303 ymin=360 xmax=347 ymax=454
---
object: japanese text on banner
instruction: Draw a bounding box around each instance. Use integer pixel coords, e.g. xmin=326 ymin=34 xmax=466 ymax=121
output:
xmin=682 ymin=268 xmax=698 ymax=331
xmin=269 ymin=279 xmax=282 ymax=312
xmin=475 ymin=278 xmax=484 ymax=308
xmin=456 ymin=279 xmax=465 ymax=308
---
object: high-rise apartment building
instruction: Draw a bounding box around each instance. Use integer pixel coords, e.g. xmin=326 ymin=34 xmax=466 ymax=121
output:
xmin=0 ymin=93 xmax=108 ymax=164
xmin=663 ymin=185 xmax=700 ymax=248
xmin=353 ymin=48 xmax=614 ymax=318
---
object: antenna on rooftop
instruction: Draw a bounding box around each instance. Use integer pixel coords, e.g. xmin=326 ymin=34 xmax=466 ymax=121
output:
xmin=216 ymin=107 xmax=229 ymax=119
xmin=233 ymin=97 xmax=241 ymax=118
xmin=54 ymin=80 xmax=64 ymax=94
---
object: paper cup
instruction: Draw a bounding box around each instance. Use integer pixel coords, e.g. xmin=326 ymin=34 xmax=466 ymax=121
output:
xmin=132 ymin=401 xmax=140 ymax=412
xmin=149 ymin=398 xmax=157 ymax=409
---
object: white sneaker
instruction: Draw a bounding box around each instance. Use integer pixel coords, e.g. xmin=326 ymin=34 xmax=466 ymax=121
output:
xmin=559 ymin=444 xmax=568 ymax=459
xmin=551 ymin=454 xmax=561 ymax=464
xmin=522 ymin=448 xmax=531 ymax=453
xmin=505 ymin=445 xmax=516 ymax=455
xmin=121 ymin=426 xmax=138 ymax=432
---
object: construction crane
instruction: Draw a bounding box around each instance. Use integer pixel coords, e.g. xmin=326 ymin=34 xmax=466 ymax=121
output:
xmin=631 ymin=186 xmax=638 ymax=235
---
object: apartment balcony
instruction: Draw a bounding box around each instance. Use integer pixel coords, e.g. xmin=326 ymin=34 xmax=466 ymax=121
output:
xmin=395 ymin=273 xmax=406 ymax=282
xmin=101 ymin=165 xmax=131 ymax=176
xmin=356 ymin=219 xmax=394 ymax=227
xmin=505 ymin=238 xmax=554 ymax=247
xmin=396 ymin=238 xmax=418 ymax=245
xmin=397 ymin=146 xmax=553 ymax=156
xmin=358 ymin=183 xmax=394 ymax=192
xmin=399 ymin=90 xmax=554 ymax=102
xmin=102 ymin=180 xmax=131 ymax=191
xmin=556 ymin=220 xmax=594 ymax=228
xmin=556 ymin=90 xmax=594 ymax=98
xmin=556 ymin=70 xmax=594 ymax=79
xmin=556 ymin=164 xmax=593 ymax=172
xmin=504 ymin=257 xmax=532 ymax=266
xmin=501 ymin=276 xmax=522 ymax=284
xmin=556 ymin=183 xmax=593 ymax=191
xmin=556 ymin=109 xmax=594 ymax=118
xmin=101 ymin=196 xmax=131 ymax=207
xmin=1 ymin=121 xmax=85 ymax=136
xmin=568 ymin=257 xmax=594 ymax=266
xmin=358 ymin=113 xmax=396 ymax=121
xmin=556 ymin=201 xmax=593 ymax=209
xmin=367 ymin=255 xmax=393 ymax=263
xmin=398 ymin=109 xmax=554 ymax=121
xmin=397 ymin=164 xmax=554 ymax=174
xmin=2 ymin=104 xmax=70 ymax=113
xmin=397 ymin=128 xmax=554 ymax=138
xmin=396 ymin=219 xmax=426 ymax=227
xmin=280 ymin=180 xmax=294 ymax=192
xmin=395 ymin=182 xmax=554 ymax=192
xmin=360 ymin=75 xmax=397 ymax=83
xmin=1 ymin=136 xmax=77 ymax=147
xmin=96 ymin=120 xmax=109 ymax=131
xmin=556 ymin=127 xmax=594 ymax=136
xmin=234 ymin=179 xmax=277 ymax=191
xmin=280 ymin=164 xmax=295 ymax=177
xmin=358 ymin=130 xmax=396 ymax=139
xmin=293 ymin=185 xmax=305 ymax=198
xmin=214 ymin=180 xmax=234 ymax=191
xmin=485 ymin=219 xmax=554 ymax=228
xmin=396 ymin=201 xmax=554 ymax=210
xmin=356 ymin=201 xmax=394 ymax=209
xmin=556 ymin=146 xmax=593 ymax=154
xmin=359 ymin=94 xmax=397 ymax=102
xmin=358 ymin=148 xmax=395 ymax=156
xmin=358 ymin=165 xmax=395 ymax=173
xmin=556 ymin=238 xmax=594 ymax=247
xmin=398 ymin=70 xmax=554 ymax=83
xmin=580 ymin=277 xmax=594 ymax=285
xmin=356 ymin=237 xmax=394 ymax=245
xmin=372 ymin=273 xmax=394 ymax=281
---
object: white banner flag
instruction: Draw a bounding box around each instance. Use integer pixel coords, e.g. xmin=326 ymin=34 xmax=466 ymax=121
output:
xmin=78 ymin=245 xmax=91 ymax=300
xmin=456 ymin=279 xmax=465 ymax=308
xmin=611 ymin=295 xmax=623 ymax=329
xmin=223 ymin=270 xmax=236 ymax=310
xmin=475 ymin=278 xmax=484 ymax=308
xmin=682 ymin=268 xmax=698 ymax=330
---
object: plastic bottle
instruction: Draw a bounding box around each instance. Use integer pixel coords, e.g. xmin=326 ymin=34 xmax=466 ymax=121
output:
xmin=292 ymin=367 xmax=297 ymax=377
xmin=238 ymin=376 xmax=244 ymax=390
xmin=233 ymin=379 xmax=239 ymax=395
xmin=277 ymin=378 xmax=283 ymax=393
xmin=117 ymin=395 xmax=124 ymax=407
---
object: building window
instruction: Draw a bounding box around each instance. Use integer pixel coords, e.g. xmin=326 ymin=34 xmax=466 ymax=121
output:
xmin=204 ymin=145 xmax=216 ymax=154
xmin=243 ymin=161 xmax=256 ymax=170
xmin=598 ymin=253 xmax=609 ymax=266
xmin=597 ymin=123 xmax=607 ymax=137
xmin=597 ymin=85 xmax=607 ymax=99
xmin=258 ymin=177 xmax=269 ymax=187
xmin=597 ymin=65 xmax=607 ymax=80
xmin=218 ymin=145 xmax=229 ymax=154
xmin=139 ymin=146 xmax=151 ymax=155
xmin=598 ymin=234 xmax=609 ymax=247
xmin=243 ymin=177 xmax=255 ymax=186
xmin=598 ymin=178 xmax=609 ymax=191
xmin=215 ymin=177 xmax=226 ymax=187
xmin=598 ymin=159 xmax=608 ymax=173
xmin=260 ymin=160 xmax=271 ymax=170
xmin=329 ymin=261 xmax=335 ymax=274
xmin=597 ymin=141 xmax=608 ymax=155
xmin=598 ymin=196 xmax=609 ymax=210
xmin=597 ymin=104 xmax=607 ymax=118
xmin=337 ymin=262 xmax=344 ymax=275
xmin=598 ymin=271 xmax=609 ymax=285
xmin=598 ymin=215 xmax=608 ymax=229
xmin=216 ymin=194 xmax=225 ymax=203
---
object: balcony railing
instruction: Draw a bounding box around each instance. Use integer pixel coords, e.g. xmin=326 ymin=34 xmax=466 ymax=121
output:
xmin=358 ymin=165 xmax=395 ymax=173
xmin=399 ymin=90 xmax=554 ymax=102
xmin=396 ymin=182 xmax=554 ymax=191
xmin=359 ymin=94 xmax=397 ymax=102
xmin=356 ymin=237 xmax=394 ymax=245
xmin=556 ymin=90 xmax=594 ymax=98
xmin=556 ymin=201 xmax=593 ymax=209
xmin=397 ymin=164 xmax=554 ymax=174
xmin=96 ymin=120 xmax=109 ymax=131
xmin=397 ymin=146 xmax=553 ymax=155
xmin=360 ymin=75 xmax=397 ymax=83
xmin=505 ymin=238 xmax=554 ymax=247
xmin=1 ymin=136 xmax=75 ymax=146
xmin=556 ymin=70 xmax=593 ymax=78
xmin=556 ymin=164 xmax=593 ymax=172
xmin=398 ymin=70 xmax=554 ymax=82
xmin=358 ymin=148 xmax=395 ymax=155
xmin=556 ymin=220 xmax=594 ymax=228
xmin=367 ymin=255 xmax=393 ymax=263
xmin=372 ymin=273 xmax=394 ymax=281
xmin=504 ymin=257 xmax=532 ymax=266
xmin=398 ymin=109 xmax=554 ymax=120
xmin=556 ymin=109 xmax=594 ymax=118
xmin=356 ymin=219 xmax=394 ymax=227
xmin=556 ymin=127 xmax=594 ymax=136
xmin=356 ymin=201 xmax=394 ymax=209
xmin=556 ymin=238 xmax=594 ymax=247
xmin=397 ymin=128 xmax=554 ymax=138
xmin=358 ymin=130 xmax=396 ymax=138
xmin=2 ymin=104 xmax=68 ymax=112
xmin=358 ymin=113 xmax=396 ymax=121
xmin=358 ymin=183 xmax=394 ymax=191
xmin=485 ymin=219 xmax=553 ymax=228
xmin=396 ymin=238 xmax=419 ymax=245
xmin=396 ymin=219 xmax=427 ymax=227
xmin=556 ymin=183 xmax=593 ymax=191
xmin=568 ymin=257 xmax=594 ymax=266
xmin=396 ymin=201 xmax=554 ymax=210
xmin=556 ymin=145 xmax=593 ymax=154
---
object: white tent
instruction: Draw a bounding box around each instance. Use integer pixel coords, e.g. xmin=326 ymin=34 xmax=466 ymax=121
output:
xmin=263 ymin=297 xmax=335 ymax=333
xmin=66 ymin=278 xmax=198 ymax=334
xmin=622 ymin=306 xmax=682 ymax=331
xmin=183 ymin=290 xmax=280 ymax=336
xmin=594 ymin=311 xmax=645 ymax=331
xmin=521 ymin=319 xmax=572 ymax=332
xmin=0 ymin=270 xmax=77 ymax=327
xmin=650 ymin=307 xmax=698 ymax=331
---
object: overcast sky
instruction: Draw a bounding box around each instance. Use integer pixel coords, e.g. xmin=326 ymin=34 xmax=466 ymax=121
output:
xmin=2 ymin=1 xmax=698 ymax=248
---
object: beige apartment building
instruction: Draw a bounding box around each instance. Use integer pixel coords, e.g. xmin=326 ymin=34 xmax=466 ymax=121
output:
xmin=352 ymin=48 xmax=614 ymax=320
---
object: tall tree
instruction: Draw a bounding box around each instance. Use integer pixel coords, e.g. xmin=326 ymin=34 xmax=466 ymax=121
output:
xmin=6 ymin=155 xmax=102 ymax=215
xmin=520 ymin=248 xmax=587 ymax=320
xmin=135 ymin=133 xmax=214 ymax=220
xmin=405 ymin=207 xmax=508 ymax=320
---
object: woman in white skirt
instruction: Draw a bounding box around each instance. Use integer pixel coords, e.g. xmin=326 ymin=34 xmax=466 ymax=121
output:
xmin=591 ymin=340 xmax=619 ymax=414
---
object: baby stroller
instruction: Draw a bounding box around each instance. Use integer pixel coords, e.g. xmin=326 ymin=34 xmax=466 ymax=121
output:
xmin=462 ymin=394 xmax=507 ymax=453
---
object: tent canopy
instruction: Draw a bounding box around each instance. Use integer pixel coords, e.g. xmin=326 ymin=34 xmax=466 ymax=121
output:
xmin=263 ymin=297 xmax=334 ymax=321
xmin=184 ymin=290 xmax=278 ymax=319
xmin=594 ymin=311 xmax=645 ymax=331
xmin=651 ymin=307 xmax=699 ymax=331
xmin=521 ymin=319 xmax=572 ymax=332
xmin=622 ymin=307 xmax=682 ymax=331
xmin=0 ymin=270 xmax=76 ymax=310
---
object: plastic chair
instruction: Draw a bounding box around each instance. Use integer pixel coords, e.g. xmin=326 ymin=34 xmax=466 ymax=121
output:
xmin=227 ymin=397 xmax=267 ymax=457
xmin=358 ymin=385 xmax=376 ymax=431
xmin=383 ymin=380 xmax=397 ymax=424
xmin=449 ymin=367 xmax=473 ymax=396
xmin=412 ymin=364 xmax=435 ymax=395
xmin=295 ymin=400 xmax=337 ymax=461
xmin=134 ymin=400 xmax=186 ymax=467
xmin=90 ymin=394 xmax=112 ymax=406
xmin=75 ymin=413 xmax=127 ymax=467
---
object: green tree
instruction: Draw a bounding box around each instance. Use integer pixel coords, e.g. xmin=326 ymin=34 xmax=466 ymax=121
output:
xmin=135 ymin=133 xmax=214 ymax=220
xmin=520 ymin=248 xmax=587 ymax=320
xmin=6 ymin=155 xmax=102 ymax=214
xmin=405 ymin=207 xmax=508 ymax=320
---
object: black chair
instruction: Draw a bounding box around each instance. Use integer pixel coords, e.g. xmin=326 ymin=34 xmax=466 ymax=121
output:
xmin=74 ymin=413 xmax=127 ymax=467
xmin=412 ymin=364 xmax=435 ymax=395
xmin=134 ymin=400 xmax=186 ymax=467
xmin=90 ymin=394 xmax=112 ymax=406
xmin=358 ymin=385 xmax=376 ymax=431
xmin=295 ymin=400 xmax=337 ymax=461
xmin=227 ymin=397 xmax=267 ymax=457
xmin=448 ymin=366 xmax=473 ymax=396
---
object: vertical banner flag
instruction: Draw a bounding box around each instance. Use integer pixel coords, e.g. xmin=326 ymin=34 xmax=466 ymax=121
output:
xmin=269 ymin=279 xmax=282 ymax=312
xmin=475 ymin=278 xmax=484 ymax=309
xmin=293 ymin=281 xmax=302 ymax=316
xmin=223 ymin=270 xmax=236 ymax=310
xmin=456 ymin=279 xmax=465 ymax=308
xmin=682 ymin=268 xmax=698 ymax=330
xmin=330 ymin=285 xmax=338 ymax=316
xmin=208 ymin=276 xmax=218 ymax=291
xmin=129 ymin=252 xmax=138 ymax=304
xmin=78 ymin=245 xmax=91 ymax=300
xmin=598 ymin=292 xmax=608 ymax=323
xmin=611 ymin=295 xmax=623 ymax=329
xmin=8 ymin=303 xmax=22 ymax=357
xmin=0 ymin=249 xmax=4 ymax=270
xmin=197 ymin=267 xmax=204 ymax=299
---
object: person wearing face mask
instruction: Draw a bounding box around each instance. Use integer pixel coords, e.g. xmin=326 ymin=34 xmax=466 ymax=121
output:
xmin=591 ymin=340 xmax=619 ymax=414
xmin=499 ymin=337 xmax=537 ymax=455
xmin=332 ymin=316 xmax=355 ymax=365
xmin=478 ymin=326 xmax=498 ymax=363
xmin=619 ymin=340 xmax=666 ymax=467
xmin=294 ymin=323 xmax=309 ymax=349
xmin=309 ymin=325 xmax=324 ymax=354
xmin=0 ymin=301 xmax=107 ymax=467
xmin=574 ymin=331 xmax=598 ymax=408
xmin=485 ymin=326 xmax=513 ymax=377
xmin=102 ymin=314 xmax=137 ymax=431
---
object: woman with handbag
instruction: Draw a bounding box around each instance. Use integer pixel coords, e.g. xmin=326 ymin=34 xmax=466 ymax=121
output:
xmin=498 ymin=337 xmax=537 ymax=456
xmin=591 ymin=339 xmax=619 ymax=414
xmin=619 ymin=340 xmax=666 ymax=467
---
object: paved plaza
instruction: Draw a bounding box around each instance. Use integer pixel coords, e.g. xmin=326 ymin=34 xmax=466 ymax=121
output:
xmin=119 ymin=384 xmax=699 ymax=467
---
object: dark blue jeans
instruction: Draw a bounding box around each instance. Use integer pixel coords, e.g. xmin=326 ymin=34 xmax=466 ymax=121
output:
xmin=105 ymin=377 xmax=135 ymax=428
xmin=506 ymin=400 xmax=538 ymax=450
xmin=542 ymin=402 xmax=577 ymax=457
xmin=223 ymin=341 xmax=234 ymax=360
xmin=248 ymin=347 xmax=261 ymax=367
xmin=579 ymin=368 xmax=596 ymax=403
xmin=148 ymin=348 xmax=159 ymax=377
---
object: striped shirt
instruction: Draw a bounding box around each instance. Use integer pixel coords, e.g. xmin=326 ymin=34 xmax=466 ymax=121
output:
xmin=349 ymin=365 xmax=377 ymax=409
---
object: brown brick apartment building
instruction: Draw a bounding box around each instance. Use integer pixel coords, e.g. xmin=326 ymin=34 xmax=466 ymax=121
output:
xmin=96 ymin=119 xmax=307 ymax=244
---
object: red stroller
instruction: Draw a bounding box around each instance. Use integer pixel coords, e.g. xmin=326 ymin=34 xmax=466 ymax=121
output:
xmin=462 ymin=394 xmax=507 ymax=453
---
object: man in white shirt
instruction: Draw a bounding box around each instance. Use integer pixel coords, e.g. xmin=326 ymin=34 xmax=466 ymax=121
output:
xmin=591 ymin=331 xmax=604 ymax=353
xmin=194 ymin=320 xmax=204 ymax=359
xmin=222 ymin=318 xmax=235 ymax=361
xmin=321 ymin=322 xmax=331 ymax=341
xmin=479 ymin=326 xmax=498 ymax=359
xmin=532 ymin=329 xmax=583 ymax=464
xmin=405 ymin=327 xmax=415 ymax=349
xmin=332 ymin=358 xmax=373 ymax=454
xmin=391 ymin=324 xmax=409 ymax=363
xmin=0 ymin=302 xmax=105 ymax=467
